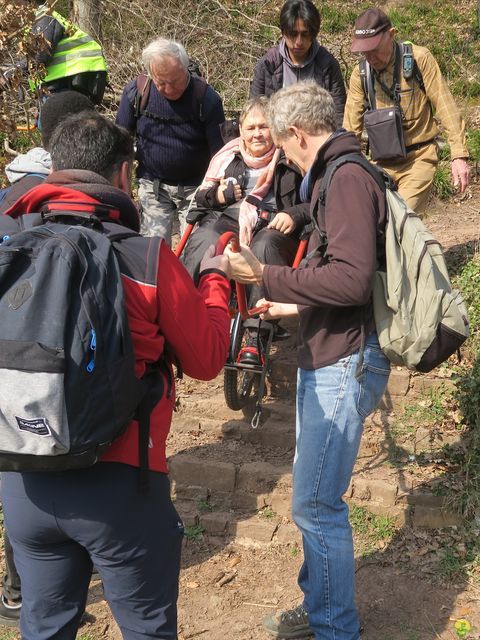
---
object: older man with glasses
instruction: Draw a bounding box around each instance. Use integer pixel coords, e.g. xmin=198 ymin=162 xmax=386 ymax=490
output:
xmin=343 ymin=8 xmax=470 ymax=215
xmin=116 ymin=38 xmax=225 ymax=244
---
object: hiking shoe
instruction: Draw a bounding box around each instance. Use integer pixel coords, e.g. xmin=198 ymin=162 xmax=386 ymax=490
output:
xmin=0 ymin=595 xmax=21 ymax=627
xmin=238 ymin=346 xmax=261 ymax=366
xmin=238 ymin=331 xmax=264 ymax=366
xmin=263 ymin=604 xmax=313 ymax=638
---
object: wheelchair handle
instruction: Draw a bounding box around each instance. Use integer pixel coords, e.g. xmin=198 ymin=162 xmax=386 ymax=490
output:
xmin=174 ymin=223 xmax=195 ymax=258
xmin=215 ymin=232 xmax=271 ymax=321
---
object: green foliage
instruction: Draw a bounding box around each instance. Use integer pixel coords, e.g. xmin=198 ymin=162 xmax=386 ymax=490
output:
xmin=259 ymin=507 xmax=276 ymax=520
xmin=467 ymin=129 xmax=480 ymax=166
xmin=452 ymin=359 xmax=480 ymax=517
xmin=443 ymin=252 xmax=480 ymax=517
xmin=386 ymin=386 xmax=456 ymax=463
xmin=350 ymin=505 xmax=397 ymax=552
xmin=388 ymin=1 xmax=480 ymax=98
xmin=321 ymin=5 xmax=368 ymax=34
xmin=454 ymin=619 xmax=472 ymax=639
xmin=198 ymin=499 xmax=213 ymax=513
xmin=432 ymin=163 xmax=455 ymax=200
xmin=437 ymin=142 xmax=451 ymax=161
xmin=184 ymin=524 xmax=204 ymax=541
xmin=436 ymin=528 xmax=480 ymax=583
xmin=404 ymin=387 xmax=451 ymax=425
xmin=454 ymin=252 xmax=480 ymax=350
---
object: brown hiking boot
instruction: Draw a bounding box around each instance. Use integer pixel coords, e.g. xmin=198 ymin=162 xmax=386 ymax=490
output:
xmin=263 ymin=604 xmax=313 ymax=638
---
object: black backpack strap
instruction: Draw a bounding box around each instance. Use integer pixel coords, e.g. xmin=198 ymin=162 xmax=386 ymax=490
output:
xmin=360 ymin=43 xmax=404 ymax=107
xmin=401 ymin=41 xmax=425 ymax=93
xmin=192 ymin=76 xmax=208 ymax=123
xmin=136 ymin=365 xmax=166 ymax=493
xmin=310 ymin=153 xmax=392 ymax=258
xmin=359 ymin=58 xmax=375 ymax=111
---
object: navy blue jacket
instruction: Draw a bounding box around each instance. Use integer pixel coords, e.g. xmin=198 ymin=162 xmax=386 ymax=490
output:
xmin=116 ymin=75 xmax=225 ymax=186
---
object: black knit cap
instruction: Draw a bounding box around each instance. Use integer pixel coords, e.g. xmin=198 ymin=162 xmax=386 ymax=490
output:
xmin=39 ymin=91 xmax=95 ymax=150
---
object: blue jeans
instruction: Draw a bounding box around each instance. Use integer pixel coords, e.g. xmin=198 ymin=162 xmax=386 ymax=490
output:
xmin=292 ymin=334 xmax=390 ymax=640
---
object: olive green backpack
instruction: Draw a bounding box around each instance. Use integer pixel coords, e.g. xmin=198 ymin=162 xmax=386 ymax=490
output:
xmin=317 ymin=153 xmax=470 ymax=372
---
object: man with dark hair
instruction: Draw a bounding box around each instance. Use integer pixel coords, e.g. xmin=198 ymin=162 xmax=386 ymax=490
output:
xmin=226 ymin=82 xmax=390 ymax=640
xmin=1 ymin=90 xmax=95 ymax=215
xmin=116 ymin=37 xmax=225 ymax=245
xmin=0 ymin=91 xmax=95 ymax=628
xmin=343 ymin=7 xmax=470 ymax=213
xmin=250 ymin=0 xmax=346 ymax=127
xmin=0 ymin=112 xmax=231 ymax=639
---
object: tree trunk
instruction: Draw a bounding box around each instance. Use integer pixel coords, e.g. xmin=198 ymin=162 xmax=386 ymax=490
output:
xmin=72 ymin=0 xmax=102 ymax=41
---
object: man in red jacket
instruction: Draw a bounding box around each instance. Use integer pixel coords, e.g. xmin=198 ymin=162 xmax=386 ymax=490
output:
xmin=227 ymin=83 xmax=390 ymax=640
xmin=0 ymin=112 xmax=231 ymax=639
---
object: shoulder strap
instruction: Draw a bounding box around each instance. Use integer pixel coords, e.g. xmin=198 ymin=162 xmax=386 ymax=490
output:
xmin=314 ymin=152 xmax=394 ymax=242
xmin=400 ymin=41 xmax=425 ymax=93
xmin=319 ymin=153 xmax=388 ymax=210
xmin=360 ymin=43 xmax=404 ymax=106
xmin=133 ymin=74 xmax=208 ymax=124
xmin=304 ymin=154 xmax=389 ymax=268
xmin=134 ymin=73 xmax=151 ymax=120
xmin=359 ymin=58 xmax=376 ymax=110
xmin=191 ymin=76 xmax=208 ymax=123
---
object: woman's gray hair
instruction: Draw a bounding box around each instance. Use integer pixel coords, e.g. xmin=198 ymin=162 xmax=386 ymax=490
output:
xmin=239 ymin=96 xmax=269 ymax=126
xmin=266 ymin=82 xmax=337 ymax=139
xmin=141 ymin=38 xmax=189 ymax=75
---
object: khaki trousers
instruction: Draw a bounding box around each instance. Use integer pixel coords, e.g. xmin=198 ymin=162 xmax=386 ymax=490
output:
xmin=380 ymin=142 xmax=438 ymax=215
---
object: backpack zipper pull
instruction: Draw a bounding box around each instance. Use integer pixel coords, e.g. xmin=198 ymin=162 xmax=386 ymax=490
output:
xmin=86 ymin=329 xmax=96 ymax=373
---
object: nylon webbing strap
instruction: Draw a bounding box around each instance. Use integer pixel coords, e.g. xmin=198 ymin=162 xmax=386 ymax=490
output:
xmin=372 ymin=42 xmax=402 ymax=103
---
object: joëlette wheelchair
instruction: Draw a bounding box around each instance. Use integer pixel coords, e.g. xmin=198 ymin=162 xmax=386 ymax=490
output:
xmin=175 ymin=206 xmax=309 ymax=428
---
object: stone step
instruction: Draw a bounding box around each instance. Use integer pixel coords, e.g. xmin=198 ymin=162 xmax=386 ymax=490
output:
xmin=177 ymin=366 xmax=455 ymax=427
xmin=169 ymin=448 xmax=463 ymax=543
xmin=169 ymin=354 xmax=461 ymax=546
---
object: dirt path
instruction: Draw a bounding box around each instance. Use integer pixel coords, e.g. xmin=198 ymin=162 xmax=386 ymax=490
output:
xmin=79 ymin=185 xmax=480 ymax=640
xmin=2 ymin=186 xmax=479 ymax=640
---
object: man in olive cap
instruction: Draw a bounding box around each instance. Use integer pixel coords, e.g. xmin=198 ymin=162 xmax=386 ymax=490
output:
xmin=343 ymin=7 xmax=470 ymax=214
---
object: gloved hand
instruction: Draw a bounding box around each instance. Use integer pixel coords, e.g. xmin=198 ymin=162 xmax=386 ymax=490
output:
xmin=199 ymin=244 xmax=231 ymax=279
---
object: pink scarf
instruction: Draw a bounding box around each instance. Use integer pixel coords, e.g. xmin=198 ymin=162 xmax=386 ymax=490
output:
xmin=201 ymin=137 xmax=280 ymax=231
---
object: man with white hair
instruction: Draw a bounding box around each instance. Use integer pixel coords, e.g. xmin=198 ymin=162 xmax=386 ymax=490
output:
xmin=226 ymin=82 xmax=390 ymax=639
xmin=117 ymin=38 xmax=225 ymax=244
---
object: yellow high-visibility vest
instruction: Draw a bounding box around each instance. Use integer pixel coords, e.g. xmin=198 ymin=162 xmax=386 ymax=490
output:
xmin=36 ymin=7 xmax=107 ymax=85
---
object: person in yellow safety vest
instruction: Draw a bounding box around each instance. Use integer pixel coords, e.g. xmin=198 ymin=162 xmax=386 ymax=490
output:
xmin=2 ymin=0 xmax=108 ymax=105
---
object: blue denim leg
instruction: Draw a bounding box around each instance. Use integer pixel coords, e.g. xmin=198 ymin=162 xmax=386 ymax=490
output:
xmin=292 ymin=334 xmax=390 ymax=640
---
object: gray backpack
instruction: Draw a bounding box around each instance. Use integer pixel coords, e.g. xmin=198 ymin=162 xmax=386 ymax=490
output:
xmin=0 ymin=215 xmax=163 ymax=472
xmin=317 ymin=153 xmax=469 ymax=372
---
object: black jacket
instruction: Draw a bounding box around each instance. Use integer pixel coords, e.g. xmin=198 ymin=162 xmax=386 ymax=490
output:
xmin=195 ymin=152 xmax=309 ymax=229
xmin=250 ymin=45 xmax=346 ymax=128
